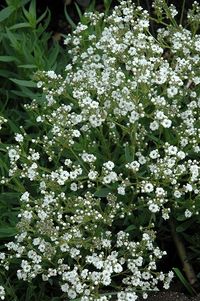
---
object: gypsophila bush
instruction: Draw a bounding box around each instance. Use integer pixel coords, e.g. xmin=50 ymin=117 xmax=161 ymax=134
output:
xmin=0 ymin=0 xmax=200 ymax=300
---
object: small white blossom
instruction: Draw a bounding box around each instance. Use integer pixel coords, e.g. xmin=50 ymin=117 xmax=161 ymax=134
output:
xmin=185 ymin=209 xmax=192 ymax=218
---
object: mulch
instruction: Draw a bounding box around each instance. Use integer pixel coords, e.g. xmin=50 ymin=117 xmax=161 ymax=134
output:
xmin=138 ymin=291 xmax=200 ymax=301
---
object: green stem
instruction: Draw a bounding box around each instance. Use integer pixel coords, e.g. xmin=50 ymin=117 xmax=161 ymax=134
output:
xmin=169 ymin=219 xmax=197 ymax=285
xmin=180 ymin=0 xmax=186 ymax=26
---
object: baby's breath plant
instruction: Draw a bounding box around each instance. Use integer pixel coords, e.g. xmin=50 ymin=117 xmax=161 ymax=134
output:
xmin=0 ymin=1 xmax=200 ymax=300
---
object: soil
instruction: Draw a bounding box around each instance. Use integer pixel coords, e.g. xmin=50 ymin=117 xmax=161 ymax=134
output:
xmin=138 ymin=292 xmax=200 ymax=301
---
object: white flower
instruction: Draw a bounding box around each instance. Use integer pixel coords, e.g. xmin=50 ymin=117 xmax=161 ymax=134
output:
xmin=8 ymin=148 xmax=20 ymax=161
xmin=68 ymin=289 xmax=77 ymax=299
xmin=31 ymin=152 xmax=40 ymax=161
xmin=70 ymin=182 xmax=78 ymax=191
xmin=149 ymin=203 xmax=160 ymax=213
xmin=174 ymin=190 xmax=182 ymax=198
xmin=149 ymin=150 xmax=159 ymax=159
xmin=135 ymin=256 xmax=143 ymax=267
xmin=15 ymin=133 xmax=24 ymax=142
xmin=103 ymin=161 xmax=115 ymax=170
xmin=185 ymin=209 xmax=192 ymax=218
xmin=162 ymin=208 xmax=170 ymax=220
xmin=22 ymin=210 xmax=32 ymax=220
xmin=184 ymin=184 xmax=193 ymax=192
xmin=142 ymin=271 xmax=151 ymax=280
xmin=113 ymin=263 xmax=123 ymax=273
xmin=138 ymin=19 xmax=149 ymax=28
xmin=20 ymin=191 xmax=30 ymax=202
xmin=167 ymin=86 xmax=178 ymax=97
xmin=155 ymin=187 xmax=165 ymax=196
xmin=143 ymin=182 xmax=154 ymax=193
xmin=117 ymin=186 xmax=125 ymax=195
xmin=61 ymin=283 xmax=69 ymax=293
xmin=47 ymin=70 xmax=57 ymax=79
xmin=64 ymin=159 xmax=72 ymax=166
xmin=177 ymin=151 xmax=185 ymax=159
xmin=126 ymin=161 xmax=140 ymax=172
xmin=81 ymin=152 xmax=96 ymax=163
xmin=36 ymin=116 xmax=43 ymax=122
xmin=167 ymin=145 xmax=178 ymax=156
xmin=125 ymin=292 xmax=138 ymax=301
xmin=150 ymin=121 xmax=159 ymax=131
xmin=129 ymin=110 xmax=139 ymax=123
xmin=37 ymin=81 xmax=43 ymax=88
xmin=88 ymin=170 xmax=98 ymax=180
xmin=142 ymin=293 xmax=148 ymax=299
xmin=102 ymin=276 xmax=111 ymax=286
xmin=194 ymin=39 xmax=200 ymax=51
xmin=0 ymin=286 xmax=5 ymax=300
xmin=156 ymin=111 xmax=165 ymax=120
xmin=161 ymin=119 xmax=172 ymax=128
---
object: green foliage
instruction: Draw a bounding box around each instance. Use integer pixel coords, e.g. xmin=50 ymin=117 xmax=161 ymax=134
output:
xmin=0 ymin=0 xmax=67 ymax=106
xmin=0 ymin=1 xmax=69 ymax=299
xmin=0 ymin=0 xmax=200 ymax=300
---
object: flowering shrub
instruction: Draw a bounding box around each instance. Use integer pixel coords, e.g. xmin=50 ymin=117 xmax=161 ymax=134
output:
xmin=0 ymin=1 xmax=200 ymax=300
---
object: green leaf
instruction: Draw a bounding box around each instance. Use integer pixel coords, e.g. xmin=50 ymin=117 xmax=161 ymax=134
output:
xmin=163 ymin=128 xmax=177 ymax=144
xmin=5 ymin=28 xmax=20 ymax=50
xmin=64 ymin=4 xmax=76 ymax=29
xmin=13 ymin=86 xmax=36 ymax=98
xmin=0 ymin=69 xmax=15 ymax=78
xmin=147 ymin=133 xmax=160 ymax=143
xmin=76 ymin=0 xmax=90 ymax=7
xmin=9 ymin=78 xmax=36 ymax=87
xmin=22 ymin=1 xmax=36 ymax=28
xmin=29 ymin=0 xmax=36 ymax=18
xmin=0 ymin=55 xmax=18 ymax=62
xmin=0 ymin=226 xmax=17 ymax=238
xmin=87 ymin=0 xmax=95 ymax=12
xmin=18 ymin=64 xmax=37 ymax=69
xmin=7 ymin=118 xmax=20 ymax=133
xmin=9 ymin=22 xmax=31 ymax=30
xmin=12 ymin=0 xmax=31 ymax=9
xmin=36 ymin=7 xmax=49 ymax=24
xmin=0 ymin=159 xmax=9 ymax=175
xmin=0 ymin=192 xmax=20 ymax=203
xmin=176 ymin=214 xmax=187 ymax=221
xmin=0 ymin=6 xmax=15 ymax=22
xmin=176 ymin=219 xmax=194 ymax=232
xmin=47 ymin=44 xmax=59 ymax=69
xmin=173 ymin=267 xmax=196 ymax=296
xmin=94 ymin=187 xmax=111 ymax=197
xmin=124 ymin=143 xmax=133 ymax=162
xmin=104 ymin=0 xmax=113 ymax=13
xmin=22 ymin=6 xmax=30 ymax=21
xmin=38 ymin=9 xmax=51 ymax=33
xmin=125 ymin=224 xmax=136 ymax=232
xmin=75 ymin=2 xmax=83 ymax=20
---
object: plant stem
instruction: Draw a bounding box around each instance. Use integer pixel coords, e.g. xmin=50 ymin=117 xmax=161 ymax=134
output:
xmin=180 ymin=0 xmax=186 ymax=25
xmin=169 ymin=219 xmax=198 ymax=285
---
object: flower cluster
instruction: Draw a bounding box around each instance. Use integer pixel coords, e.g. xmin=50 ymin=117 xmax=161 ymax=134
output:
xmin=1 ymin=0 xmax=200 ymax=300
xmin=0 ymin=286 xmax=5 ymax=300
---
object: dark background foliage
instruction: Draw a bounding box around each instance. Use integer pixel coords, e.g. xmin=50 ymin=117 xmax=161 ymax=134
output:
xmin=33 ymin=0 xmax=195 ymax=32
xmin=1 ymin=0 xmax=195 ymax=35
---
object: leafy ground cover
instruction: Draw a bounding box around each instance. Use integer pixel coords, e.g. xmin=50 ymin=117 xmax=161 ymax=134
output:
xmin=0 ymin=0 xmax=200 ymax=300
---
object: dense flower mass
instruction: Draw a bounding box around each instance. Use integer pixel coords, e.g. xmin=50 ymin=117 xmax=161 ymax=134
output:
xmin=0 ymin=0 xmax=200 ymax=300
